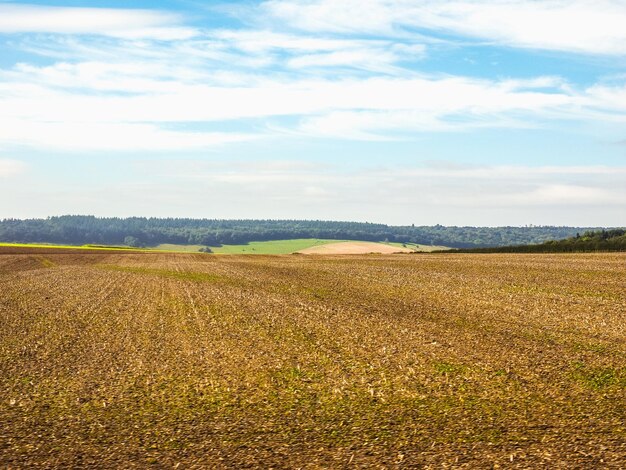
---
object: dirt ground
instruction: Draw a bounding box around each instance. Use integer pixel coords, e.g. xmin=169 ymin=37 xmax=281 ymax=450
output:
xmin=1 ymin=250 xmax=624 ymax=467
xmin=297 ymin=241 xmax=413 ymax=254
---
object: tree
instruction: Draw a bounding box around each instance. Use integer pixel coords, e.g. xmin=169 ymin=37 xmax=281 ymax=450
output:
xmin=124 ymin=236 xmax=141 ymax=247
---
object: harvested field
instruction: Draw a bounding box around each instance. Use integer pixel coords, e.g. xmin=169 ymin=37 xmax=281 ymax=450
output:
xmin=298 ymin=241 xmax=413 ymax=254
xmin=0 ymin=249 xmax=625 ymax=468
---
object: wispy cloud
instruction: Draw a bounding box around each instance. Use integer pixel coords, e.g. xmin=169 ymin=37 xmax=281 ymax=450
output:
xmin=3 ymin=53 xmax=626 ymax=150
xmin=0 ymin=3 xmax=196 ymax=40
xmin=0 ymin=2 xmax=625 ymax=162
xmin=0 ymin=119 xmax=257 ymax=152
xmin=0 ymin=73 xmax=577 ymax=150
xmin=261 ymin=0 xmax=626 ymax=55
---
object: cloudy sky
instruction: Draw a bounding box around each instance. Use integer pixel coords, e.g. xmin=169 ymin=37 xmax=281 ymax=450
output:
xmin=1 ymin=0 xmax=626 ymax=226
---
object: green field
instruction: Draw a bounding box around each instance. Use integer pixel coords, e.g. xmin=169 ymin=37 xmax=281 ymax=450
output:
xmin=0 ymin=240 xmax=449 ymax=255
xmin=207 ymin=238 xmax=342 ymax=254
xmin=155 ymin=240 xmax=449 ymax=254
xmin=0 ymin=240 xmax=341 ymax=255
xmin=208 ymin=239 xmax=450 ymax=254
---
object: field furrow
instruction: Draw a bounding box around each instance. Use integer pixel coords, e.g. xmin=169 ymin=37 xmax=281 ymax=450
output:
xmin=1 ymin=251 xmax=624 ymax=468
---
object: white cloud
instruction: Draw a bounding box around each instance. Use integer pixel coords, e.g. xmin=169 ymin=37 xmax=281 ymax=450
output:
xmin=0 ymin=73 xmax=576 ymax=122
xmin=11 ymin=23 xmax=428 ymax=74
xmin=585 ymin=83 xmax=626 ymax=111
xmin=261 ymin=0 xmax=396 ymax=35
xmin=210 ymin=29 xmax=425 ymax=72
xmin=296 ymin=109 xmax=530 ymax=139
xmin=0 ymin=158 xmax=26 ymax=177
xmin=3 ymin=60 xmax=626 ymax=149
xmin=514 ymin=184 xmax=613 ymax=205
xmin=0 ymin=3 xmax=196 ymax=40
xmin=0 ymin=118 xmax=256 ymax=152
xmin=212 ymin=29 xmax=381 ymax=53
xmin=262 ymin=0 xmax=626 ymax=55
xmin=286 ymin=47 xmax=418 ymax=72
xmin=1 ymin=1 xmax=626 ymax=153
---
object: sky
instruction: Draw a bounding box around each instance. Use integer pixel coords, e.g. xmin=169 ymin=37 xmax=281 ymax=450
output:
xmin=1 ymin=0 xmax=626 ymax=226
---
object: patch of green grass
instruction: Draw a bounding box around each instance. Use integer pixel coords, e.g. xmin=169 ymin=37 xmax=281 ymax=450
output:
xmin=572 ymin=341 xmax=612 ymax=354
xmin=433 ymin=361 xmax=468 ymax=376
xmin=570 ymin=362 xmax=625 ymax=390
xmin=209 ymin=239 xmax=344 ymax=254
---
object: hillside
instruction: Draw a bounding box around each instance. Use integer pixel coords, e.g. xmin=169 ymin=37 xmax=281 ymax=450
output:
xmin=297 ymin=241 xmax=413 ymax=254
xmin=0 ymin=216 xmax=607 ymax=249
xmin=447 ymin=229 xmax=626 ymax=253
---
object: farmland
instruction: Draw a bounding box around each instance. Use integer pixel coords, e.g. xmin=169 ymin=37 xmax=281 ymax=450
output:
xmin=1 ymin=248 xmax=624 ymax=467
xmin=1 ymin=240 xmax=445 ymax=255
xmin=181 ymin=239 xmax=444 ymax=254
xmin=208 ymin=239 xmax=341 ymax=254
xmin=297 ymin=241 xmax=413 ymax=254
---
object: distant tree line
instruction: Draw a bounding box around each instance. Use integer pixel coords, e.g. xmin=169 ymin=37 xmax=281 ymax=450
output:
xmin=0 ymin=215 xmax=613 ymax=249
xmin=444 ymin=229 xmax=626 ymax=253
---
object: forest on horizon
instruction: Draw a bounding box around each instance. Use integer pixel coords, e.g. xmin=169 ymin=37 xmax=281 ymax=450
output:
xmin=0 ymin=215 xmax=614 ymax=249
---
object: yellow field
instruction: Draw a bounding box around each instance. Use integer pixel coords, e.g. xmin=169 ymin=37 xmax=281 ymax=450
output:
xmin=1 ymin=249 xmax=624 ymax=467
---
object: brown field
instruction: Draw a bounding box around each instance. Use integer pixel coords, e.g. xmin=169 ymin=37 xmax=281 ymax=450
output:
xmin=1 ymin=249 xmax=625 ymax=468
xmin=298 ymin=241 xmax=413 ymax=254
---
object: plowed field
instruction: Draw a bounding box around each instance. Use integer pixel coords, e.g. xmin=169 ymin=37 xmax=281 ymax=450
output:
xmin=1 ymin=249 xmax=624 ymax=468
xmin=298 ymin=241 xmax=413 ymax=254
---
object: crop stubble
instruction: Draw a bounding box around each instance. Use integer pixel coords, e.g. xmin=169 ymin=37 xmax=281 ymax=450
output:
xmin=0 ymin=249 xmax=624 ymax=468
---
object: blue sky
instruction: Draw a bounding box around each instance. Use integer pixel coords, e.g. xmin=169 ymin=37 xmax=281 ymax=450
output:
xmin=1 ymin=0 xmax=625 ymax=226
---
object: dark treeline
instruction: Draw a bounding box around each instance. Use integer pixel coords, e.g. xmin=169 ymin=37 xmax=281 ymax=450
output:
xmin=0 ymin=215 xmax=611 ymax=248
xmin=445 ymin=229 xmax=626 ymax=253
